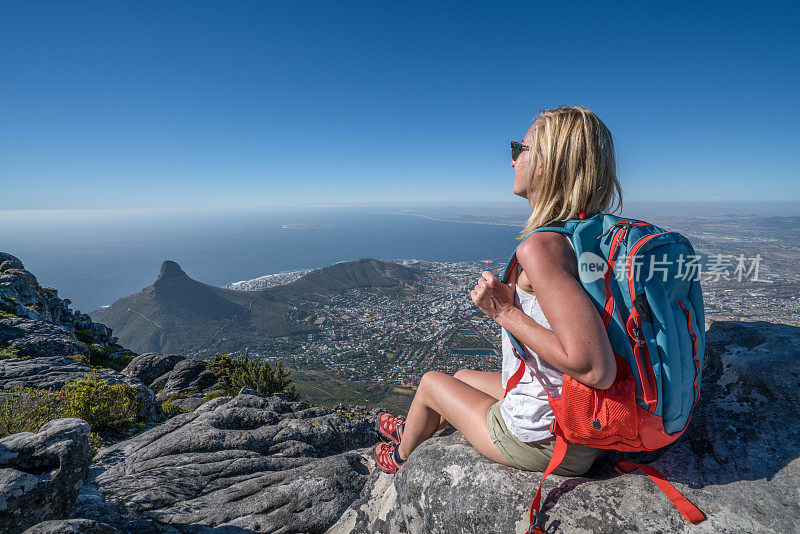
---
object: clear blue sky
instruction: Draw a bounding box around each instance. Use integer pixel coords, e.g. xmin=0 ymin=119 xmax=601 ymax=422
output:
xmin=1 ymin=1 xmax=798 ymax=210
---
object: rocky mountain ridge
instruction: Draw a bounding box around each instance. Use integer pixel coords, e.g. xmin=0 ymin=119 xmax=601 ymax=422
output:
xmin=0 ymin=253 xmax=124 ymax=360
xmin=90 ymin=258 xmax=421 ymax=355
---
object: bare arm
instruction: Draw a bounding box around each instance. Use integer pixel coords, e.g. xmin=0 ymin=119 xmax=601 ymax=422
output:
xmin=471 ymin=233 xmax=616 ymax=389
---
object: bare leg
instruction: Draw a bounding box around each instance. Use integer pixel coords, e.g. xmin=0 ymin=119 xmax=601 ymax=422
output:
xmin=396 ymin=371 xmax=512 ymax=467
xmin=433 ymin=369 xmax=504 ymax=429
xmin=454 ymin=369 xmax=504 ymax=398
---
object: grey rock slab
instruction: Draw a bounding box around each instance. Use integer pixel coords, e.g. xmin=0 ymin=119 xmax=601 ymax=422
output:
xmin=329 ymin=320 xmax=800 ymax=534
xmin=0 ymin=264 xmax=74 ymax=327
xmin=69 ymin=388 xmax=378 ymax=533
xmin=0 ymin=418 xmax=92 ymax=534
xmin=0 ymin=318 xmax=89 ymax=359
xmin=122 ymin=353 xmax=185 ymax=387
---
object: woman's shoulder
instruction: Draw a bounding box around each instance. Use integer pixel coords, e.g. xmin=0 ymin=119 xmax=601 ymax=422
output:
xmin=518 ymin=229 xmax=572 ymax=253
xmin=517 ymin=232 xmax=578 ymax=284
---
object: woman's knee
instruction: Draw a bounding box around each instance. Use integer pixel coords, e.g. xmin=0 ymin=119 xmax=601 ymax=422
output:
xmin=418 ymin=370 xmax=448 ymax=394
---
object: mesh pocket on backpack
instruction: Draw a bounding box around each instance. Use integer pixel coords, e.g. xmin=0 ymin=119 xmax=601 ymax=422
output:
xmin=559 ymin=372 xmax=639 ymax=441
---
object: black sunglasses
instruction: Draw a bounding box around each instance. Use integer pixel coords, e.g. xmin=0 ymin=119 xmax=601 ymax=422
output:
xmin=511 ymin=141 xmax=529 ymax=162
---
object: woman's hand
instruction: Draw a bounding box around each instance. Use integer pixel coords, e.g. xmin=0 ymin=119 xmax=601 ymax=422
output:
xmin=470 ymin=271 xmax=516 ymax=322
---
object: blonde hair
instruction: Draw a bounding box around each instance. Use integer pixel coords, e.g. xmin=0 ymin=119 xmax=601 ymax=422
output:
xmin=518 ymin=105 xmax=622 ymax=240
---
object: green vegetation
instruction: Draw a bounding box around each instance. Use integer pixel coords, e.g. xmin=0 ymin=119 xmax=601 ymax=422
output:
xmin=207 ymin=351 xmax=299 ymax=400
xmin=85 ymin=343 xmax=135 ymax=371
xmin=0 ymin=294 xmax=18 ymax=311
xmin=0 ymin=295 xmax=17 ymax=319
xmin=159 ymin=389 xmax=199 ymax=418
xmin=161 ymin=399 xmax=187 ymax=418
xmin=0 ymin=346 xmax=21 ymax=360
xmin=448 ymin=328 xmax=495 ymax=350
xmin=0 ymin=387 xmax=66 ymax=436
xmin=204 ymin=390 xmax=227 ymax=401
xmin=0 ymin=371 xmax=146 ymax=455
xmin=74 ymin=329 xmax=136 ymax=371
xmin=68 ymin=353 xmax=90 ymax=365
xmin=61 ymin=371 xmax=143 ymax=433
xmin=74 ymin=328 xmax=103 ymax=344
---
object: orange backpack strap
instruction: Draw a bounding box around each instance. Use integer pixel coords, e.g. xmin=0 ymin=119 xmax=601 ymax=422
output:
xmin=526 ymin=434 xmax=568 ymax=533
xmin=525 ymin=443 xmax=707 ymax=533
xmin=504 ymin=357 xmax=527 ymax=397
xmin=615 ymin=461 xmax=706 ymax=523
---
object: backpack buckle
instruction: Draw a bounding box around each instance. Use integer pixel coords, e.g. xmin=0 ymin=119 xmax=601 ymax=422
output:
xmin=528 ymin=510 xmax=549 ymax=532
xmin=632 ymin=327 xmax=646 ymax=345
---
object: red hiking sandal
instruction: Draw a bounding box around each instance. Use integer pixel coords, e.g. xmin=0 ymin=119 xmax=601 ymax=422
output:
xmin=375 ymin=412 xmax=405 ymax=445
xmin=374 ymin=441 xmax=405 ymax=474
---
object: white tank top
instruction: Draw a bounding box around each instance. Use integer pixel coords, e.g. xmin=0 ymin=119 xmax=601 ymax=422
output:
xmin=499 ymin=235 xmax=574 ymax=443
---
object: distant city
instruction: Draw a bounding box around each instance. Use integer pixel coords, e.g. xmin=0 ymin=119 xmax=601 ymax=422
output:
xmin=241 ymin=259 xmax=504 ymax=388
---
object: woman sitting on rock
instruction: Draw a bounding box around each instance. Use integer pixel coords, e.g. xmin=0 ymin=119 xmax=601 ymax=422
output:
xmin=375 ymin=105 xmax=620 ymax=476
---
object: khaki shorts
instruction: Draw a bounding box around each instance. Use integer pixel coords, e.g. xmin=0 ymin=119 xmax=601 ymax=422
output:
xmin=486 ymin=399 xmax=605 ymax=476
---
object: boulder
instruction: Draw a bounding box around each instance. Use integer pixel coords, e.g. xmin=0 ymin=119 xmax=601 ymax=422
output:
xmin=0 ymin=355 xmax=164 ymax=423
xmin=0 ymin=418 xmax=92 ymax=534
xmin=155 ymin=358 xmax=219 ymax=404
xmin=69 ymin=388 xmax=378 ymax=532
xmin=0 ymin=264 xmax=72 ymax=325
xmin=0 ymin=318 xmax=89 ymax=359
xmin=160 ymin=358 xmax=212 ymax=392
xmin=122 ymin=353 xmax=185 ymax=387
xmin=330 ymin=320 xmax=800 ymax=533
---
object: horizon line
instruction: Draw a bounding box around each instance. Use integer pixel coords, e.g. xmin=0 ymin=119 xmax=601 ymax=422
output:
xmin=1 ymin=198 xmax=799 ymax=214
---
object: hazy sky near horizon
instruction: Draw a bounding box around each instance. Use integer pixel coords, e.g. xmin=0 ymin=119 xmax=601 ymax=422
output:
xmin=1 ymin=1 xmax=798 ymax=210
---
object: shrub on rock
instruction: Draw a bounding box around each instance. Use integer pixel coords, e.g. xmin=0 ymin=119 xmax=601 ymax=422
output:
xmin=0 ymin=345 xmax=21 ymax=359
xmin=0 ymin=387 xmax=67 ymax=436
xmin=61 ymin=371 xmax=143 ymax=432
xmin=0 ymin=371 xmax=147 ymax=454
xmin=160 ymin=399 xmax=187 ymax=418
xmin=207 ymin=351 xmax=298 ymax=400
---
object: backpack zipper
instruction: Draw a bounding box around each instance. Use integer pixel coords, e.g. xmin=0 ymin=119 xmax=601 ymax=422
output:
xmin=678 ymin=298 xmax=702 ymax=411
xmin=625 ymin=231 xmax=670 ymax=413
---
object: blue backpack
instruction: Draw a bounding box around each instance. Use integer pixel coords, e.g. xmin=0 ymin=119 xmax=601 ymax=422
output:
xmin=500 ymin=212 xmax=707 ymax=532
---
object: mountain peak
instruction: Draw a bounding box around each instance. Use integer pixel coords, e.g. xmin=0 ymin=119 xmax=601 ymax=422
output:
xmin=157 ymin=260 xmax=189 ymax=283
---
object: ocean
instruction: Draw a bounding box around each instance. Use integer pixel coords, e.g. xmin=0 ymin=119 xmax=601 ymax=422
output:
xmin=0 ymin=207 xmax=523 ymax=312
